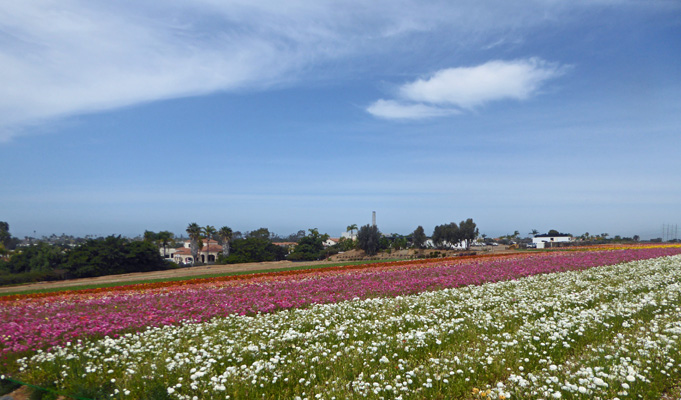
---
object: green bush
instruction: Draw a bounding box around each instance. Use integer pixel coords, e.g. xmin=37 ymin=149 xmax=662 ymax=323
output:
xmin=0 ymin=270 xmax=64 ymax=287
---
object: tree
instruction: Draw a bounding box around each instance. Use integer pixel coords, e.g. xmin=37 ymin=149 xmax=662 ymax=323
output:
xmin=633 ymin=235 xmax=640 ymax=242
xmin=529 ymin=229 xmax=539 ymax=237
xmin=156 ymin=231 xmax=174 ymax=258
xmin=346 ymin=224 xmax=358 ymax=236
xmin=246 ymin=228 xmax=271 ymax=240
xmin=336 ymin=237 xmax=356 ymax=252
xmin=548 ymin=229 xmax=561 ymax=236
xmin=218 ymin=237 xmax=286 ymax=264
xmin=65 ymin=236 xmax=167 ymax=278
xmin=3 ymin=242 xmax=65 ymax=274
xmin=203 ymin=225 xmax=217 ymax=260
xmin=186 ymin=223 xmax=202 ymax=265
xmin=0 ymin=221 xmax=10 ymax=247
xmin=357 ymin=224 xmax=381 ymax=255
xmin=143 ymin=230 xmax=157 ymax=243
xmin=412 ymin=226 xmax=427 ymax=249
xmin=218 ymin=226 xmax=233 ymax=257
xmin=432 ymin=222 xmax=461 ymax=249
xmin=459 ymin=218 xmax=479 ymax=250
xmin=287 ymin=229 xmax=329 ymax=261
xmin=0 ymin=221 xmax=19 ymax=250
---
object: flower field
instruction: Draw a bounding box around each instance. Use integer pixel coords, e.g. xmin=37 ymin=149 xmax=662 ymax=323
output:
xmin=2 ymin=246 xmax=681 ymax=399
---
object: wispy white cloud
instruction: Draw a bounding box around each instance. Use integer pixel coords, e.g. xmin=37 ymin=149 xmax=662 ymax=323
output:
xmin=401 ymin=58 xmax=566 ymax=108
xmin=0 ymin=0 xmax=655 ymax=140
xmin=367 ymin=58 xmax=567 ymax=119
xmin=366 ymin=99 xmax=458 ymax=120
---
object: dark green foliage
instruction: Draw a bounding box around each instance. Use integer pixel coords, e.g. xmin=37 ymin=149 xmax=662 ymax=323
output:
xmin=64 ymin=236 xmax=169 ymax=278
xmin=459 ymin=218 xmax=479 ymax=249
xmin=218 ymin=237 xmax=287 ymax=264
xmin=379 ymin=236 xmax=390 ymax=251
xmin=0 ymin=221 xmax=20 ymax=250
xmin=336 ymin=237 xmax=356 ymax=252
xmin=246 ymin=228 xmax=272 ymax=240
xmin=1 ymin=243 xmax=66 ymax=274
xmin=0 ymin=221 xmax=10 ymax=246
xmin=432 ymin=222 xmax=459 ymax=249
xmin=412 ymin=226 xmax=427 ymax=249
xmin=0 ymin=377 xmax=21 ymax=396
xmin=392 ymin=236 xmax=409 ymax=250
xmin=433 ymin=219 xmax=478 ymax=250
xmin=287 ymin=229 xmax=329 ymax=261
xmin=0 ymin=270 xmax=66 ymax=286
xmin=357 ymin=224 xmax=381 ymax=256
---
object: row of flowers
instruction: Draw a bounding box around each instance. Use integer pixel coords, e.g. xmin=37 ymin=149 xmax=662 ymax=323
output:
xmin=0 ymin=253 xmax=515 ymax=303
xmin=8 ymin=254 xmax=681 ymax=399
xmin=2 ymin=247 xmax=681 ymax=357
xmin=3 ymin=243 xmax=675 ymax=303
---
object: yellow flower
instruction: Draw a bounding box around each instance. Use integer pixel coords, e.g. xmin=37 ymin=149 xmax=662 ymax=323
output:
xmin=472 ymin=388 xmax=480 ymax=394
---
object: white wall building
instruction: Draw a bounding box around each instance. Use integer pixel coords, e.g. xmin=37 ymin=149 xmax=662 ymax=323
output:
xmin=340 ymin=232 xmax=357 ymax=240
xmin=323 ymin=238 xmax=340 ymax=247
xmin=532 ymin=235 xmax=573 ymax=249
xmin=424 ymin=239 xmax=467 ymax=250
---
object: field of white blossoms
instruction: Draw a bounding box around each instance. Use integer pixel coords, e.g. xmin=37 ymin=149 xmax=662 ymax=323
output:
xmin=5 ymin=253 xmax=681 ymax=399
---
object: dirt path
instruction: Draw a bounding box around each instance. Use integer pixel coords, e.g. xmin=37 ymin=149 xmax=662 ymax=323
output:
xmin=0 ymin=260 xmax=338 ymax=295
xmin=0 ymin=246 xmax=513 ymax=295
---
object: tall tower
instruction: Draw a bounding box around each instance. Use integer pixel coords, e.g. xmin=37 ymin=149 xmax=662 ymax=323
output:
xmin=372 ymin=211 xmax=376 ymax=227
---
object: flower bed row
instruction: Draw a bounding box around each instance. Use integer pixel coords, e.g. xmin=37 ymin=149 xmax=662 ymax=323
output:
xmin=2 ymin=247 xmax=680 ymax=357
xmin=9 ymin=254 xmax=681 ymax=399
xmin=4 ymin=244 xmax=674 ymax=303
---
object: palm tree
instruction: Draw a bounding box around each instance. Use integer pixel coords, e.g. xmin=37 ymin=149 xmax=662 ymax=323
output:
xmin=186 ymin=223 xmax=202 ymax=265
xmin=203 ymin=225 xmax=216 ymax=243
xmin=218 ymin=226 xmax=233 ymax=257
xmin=203 ymin=225 xmax=217 ymax=263
xmin=156 ymin=231 xmax=174 ymax=258
xmin=529 ymin=229 xmax=539 ymax=237
xmin=346 ymin=224 xmax=358 ymax=237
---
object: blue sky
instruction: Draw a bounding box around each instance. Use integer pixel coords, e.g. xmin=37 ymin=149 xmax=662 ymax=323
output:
xmin=1 ymin=1 xmax=680 ymax=240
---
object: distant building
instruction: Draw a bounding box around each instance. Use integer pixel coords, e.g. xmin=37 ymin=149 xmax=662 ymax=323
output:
xmin=323 ymin=238 xmax=340 ymax=247
xmin=532 ymin=234 xmax=573 ymax=249
xmin=423 ymin=239 xmax=467 ymax=250
xmin=340 ymin=232 xmax=357 ymax=240
xmin=166 ymin=239 xmax=222 ymax=265
xmin=273 ymin=242 xmax=298 ymax=254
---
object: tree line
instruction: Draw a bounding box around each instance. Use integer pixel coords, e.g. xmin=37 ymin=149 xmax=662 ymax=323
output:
xmin=0 ymin=234 xmax=170 ymax=286
xmin=0 ymin=218 xmax=481 ymax=286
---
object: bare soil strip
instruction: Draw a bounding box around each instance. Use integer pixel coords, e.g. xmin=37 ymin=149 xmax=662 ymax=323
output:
xmin=0 ymin=260 xmax=337 ymax=295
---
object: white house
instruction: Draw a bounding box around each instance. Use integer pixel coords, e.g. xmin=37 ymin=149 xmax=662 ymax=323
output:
xmin=167 ymin=239 xmax=222 ymax=264
xmin=323 ymin=238 xmax=340 ymax=247
xmin=532 ymin=234 xmax=573 ymax=249
xmin=423 ymin=239 xmax=467 ymax=250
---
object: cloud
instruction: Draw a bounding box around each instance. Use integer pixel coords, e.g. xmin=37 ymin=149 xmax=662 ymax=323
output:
xmin=366 ymin=58 xmax=566 ymax=119
xmin=401 ymin=58 xmax=566 ymax=108
xmin=0 ymin=1 xmax=646 ymax=140
xmin=366 ymin=99 xmax=458 ymax=120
